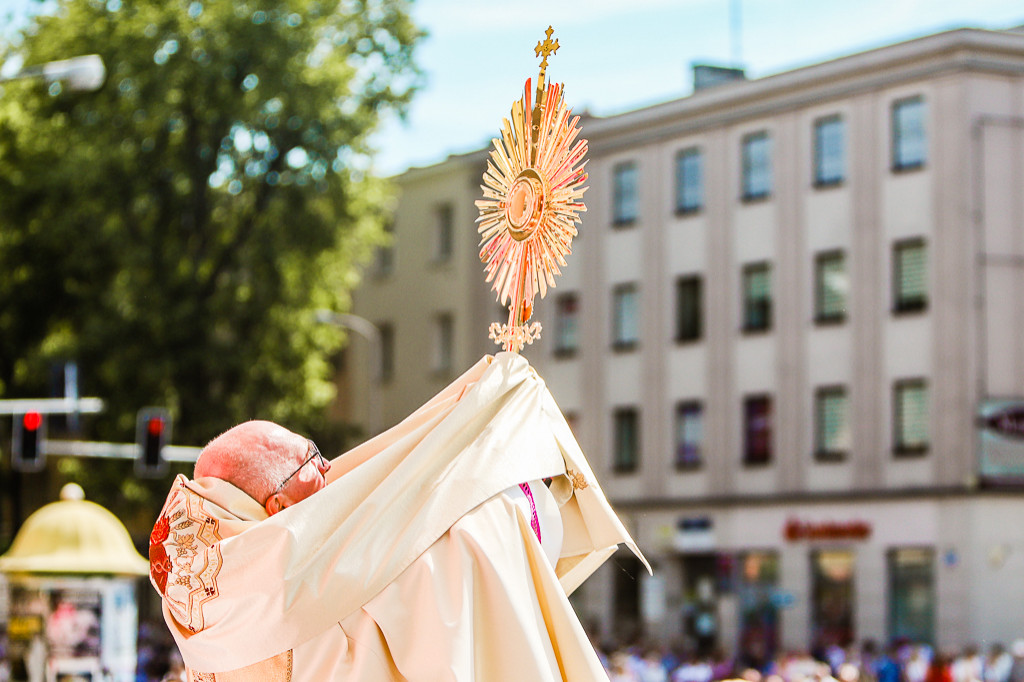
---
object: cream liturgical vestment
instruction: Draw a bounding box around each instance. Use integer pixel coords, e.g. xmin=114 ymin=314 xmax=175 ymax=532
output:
xmin=150 ymin=353 xmax=649 ymax=681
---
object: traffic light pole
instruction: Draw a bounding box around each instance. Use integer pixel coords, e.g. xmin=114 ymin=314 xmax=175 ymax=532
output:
xmin=0 ymin=397 xmax=104 ymax=415
xmin=40 ymin=440 xmax=202 ymax=462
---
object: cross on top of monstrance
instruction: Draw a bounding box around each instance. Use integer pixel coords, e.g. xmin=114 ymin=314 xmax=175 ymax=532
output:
xmin=475 ymin=27 xmax=589 ymax=354
xmin=535 ymin=26 xmax=560 ymax=76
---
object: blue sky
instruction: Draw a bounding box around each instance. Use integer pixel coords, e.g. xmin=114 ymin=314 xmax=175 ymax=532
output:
xmin=6 ymin=0 xmax=1024 ymax=175
xmin=373 ymin=0 xmax=1023 ymax=175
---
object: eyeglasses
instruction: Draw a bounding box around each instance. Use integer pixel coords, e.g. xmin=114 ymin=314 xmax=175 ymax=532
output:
xmin=269 ymin=440 xmax=326 ymax=499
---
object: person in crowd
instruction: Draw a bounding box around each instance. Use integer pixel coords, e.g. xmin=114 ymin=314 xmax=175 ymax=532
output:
xmin=610 ymin=650 xmax=642 ymax=682
xmin=876 ymin=644 xmax=903 ymax=682
xmin=674 ymin=653 xmax=715 ymax=682
xmin=953 ymin=646 xmax=984 ymax=682
xmin=906 ymin=645 xmax=931 ymax=682
xmin=926 ymin=652 xmax=954 ymax=682
xmin=1007 ymin=641 xmax=1024 ymax=682
xmin=637 ymin=646 xmax=669 ymax=682
xmin=986 ymin=644 xmax=1013 ymax=682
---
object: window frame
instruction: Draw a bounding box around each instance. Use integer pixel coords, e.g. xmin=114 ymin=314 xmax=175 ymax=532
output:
xmin=893 ymin=378 xmax=929 ymax=456
xmin=378 ymin=322 xmax=395 ymax=383
xmin=612 ymin=282 xmax=640 ymax=351
xmin=814 ymin=250 xmax=847 ymax=325
xmin=743 ymin=394 xmax=773 ymax=466
xmin=741 ymin=131 xmax=772 ymax=202
xmin=612 ymin=406 xmax=640 ymax=473
xmin=742 ymin=262 xmax=773 ymax=333
xmin=674 ymin=401 xmax=704 ymax=471
xmin=553 ymin=292 xmax=580 ymax=358
xmin=674 ymin=147 xmax=704 ymax=215
xmin=891 ymin=96 xmax=926 ymax=172
xmin=433 ymin=203 xmax=454 ymax=263
xmin=612 ymin=161 xmax=639 ymax=226
xmin=675 ymin=275 xmax=703 ymax=343
xmin=892 ymin=238 xmax=927 ymax=315
xmin=372 ymin=222 xmax=395 ymax=278
xmin=431 ymin=313 xmax=454 ymax=375
xmin=813 ymin=114 xmax=846 ymax=188
xmin=814 ymin=385 xmax=849 ymax=462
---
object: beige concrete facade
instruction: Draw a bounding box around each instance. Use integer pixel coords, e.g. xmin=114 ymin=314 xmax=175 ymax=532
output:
xmin=344 ymin=26 xmax=1024 ymax=655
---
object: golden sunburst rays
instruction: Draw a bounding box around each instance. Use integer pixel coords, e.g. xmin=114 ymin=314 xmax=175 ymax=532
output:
xmin=475 ymin=26 xmax=588 ymax=354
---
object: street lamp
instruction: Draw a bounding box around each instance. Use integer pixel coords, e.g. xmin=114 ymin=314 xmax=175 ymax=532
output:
xmin=315 ymin=310 xmax=382 ymax=436
xmin=0 ymin=54 xmax=106 ymax=92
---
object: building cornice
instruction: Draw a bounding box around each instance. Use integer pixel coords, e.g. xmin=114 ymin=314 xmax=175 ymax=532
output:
xmin=583 ymin=28 xmax=1024 ymax=154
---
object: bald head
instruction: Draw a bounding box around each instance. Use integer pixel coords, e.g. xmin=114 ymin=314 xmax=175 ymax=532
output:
xmin=195 ymin=420 xmax=308 ymax=506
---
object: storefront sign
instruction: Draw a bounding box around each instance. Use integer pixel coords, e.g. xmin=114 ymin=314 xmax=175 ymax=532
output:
xmin=673 ymin=516 xmax=715 ymax=551
xmin=980 ymin=404 xmax=1024 ymax=438
xmin=783 ymin=518 xmax=871 ymax=541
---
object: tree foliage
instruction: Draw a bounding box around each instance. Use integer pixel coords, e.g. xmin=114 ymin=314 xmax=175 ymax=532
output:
xmin=0 ymin=0 xmax=420 ymax=522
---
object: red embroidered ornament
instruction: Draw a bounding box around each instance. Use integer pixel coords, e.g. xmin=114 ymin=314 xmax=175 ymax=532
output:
xmin=149 ymin=513 xmax=173 ymax=594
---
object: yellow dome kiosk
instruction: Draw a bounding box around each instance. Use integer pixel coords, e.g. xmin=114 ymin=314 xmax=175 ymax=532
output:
xmin=0 ymin=483 xmax=148 ymax=682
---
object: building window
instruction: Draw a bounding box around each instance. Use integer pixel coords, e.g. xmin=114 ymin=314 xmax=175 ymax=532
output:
xmin=674 ymin=401 xmax=703 ymax=469
xmin=893 ymin=239 xmax=927 ymax=313
xmin=613 ymin=161 xmax=638 ymax=225
xmin=378 ymin=322 xmax=394 ymax=383
xmin=432 ymin=313 xmax=453 ymax=374
xmin=434 ymin=203 xmax=454 ymax=261
xmin=814 ymin=115 xmax=845 ymax=187
xmin=815 ymin=251 xmax=847 ymax=324
xmin=742 ymin=263 xmax=772 ymax=332
xmin=565 ymin=412 xmax=579 ymax=436
xmin=892 ymin=96 xmax=926 ymax=171
xmin=613 ymin=407 xmax=640 ymax=473
xmin=887 ymin=548 xmax=935 ymax=645
xmin=675 ymin=147 xmax=703 ymax=214
xmin=675 ymin=275 xmax=703 ymax=342
xmin=743 ymin=394 xmax=772 ymax=465
xmin=373 ymin=222 xmax=395 ymax=277
xmin=741 ymin=131 xmax=772 ymax=200
xmin=815 ymin=386 xmax=849 ymax=461
xmin=894 ymin=379 xmax=928 ymax=455
xmin=612 ymin=283 xmax=640 ymax=350
xmin=554 ymin=293 xmax=579 ymax=357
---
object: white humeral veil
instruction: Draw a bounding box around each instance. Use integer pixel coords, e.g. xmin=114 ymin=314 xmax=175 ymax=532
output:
xmin=151 ymin=352 xmax=649 ymax=680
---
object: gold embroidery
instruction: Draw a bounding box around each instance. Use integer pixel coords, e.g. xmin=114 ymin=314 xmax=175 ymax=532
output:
xmin=158 ymin=481 xmax=224 ymax=632
xmin=566 ymin=468 xmax=589 ymax=490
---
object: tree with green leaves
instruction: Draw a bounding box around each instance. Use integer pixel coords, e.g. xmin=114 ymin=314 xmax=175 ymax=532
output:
xmin=0 ymin=0 xmax=421 ymax=527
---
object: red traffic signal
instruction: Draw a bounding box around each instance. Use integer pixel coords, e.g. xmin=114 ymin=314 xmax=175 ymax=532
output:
xmin=136 ymin=408 xmax=171 ymax=478
xmin=12 ymin=411 xmax=45 ymax=472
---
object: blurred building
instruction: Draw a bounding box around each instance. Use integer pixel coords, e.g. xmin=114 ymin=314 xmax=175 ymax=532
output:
xmin=341 ymin=25 xmax=1024 ymax=656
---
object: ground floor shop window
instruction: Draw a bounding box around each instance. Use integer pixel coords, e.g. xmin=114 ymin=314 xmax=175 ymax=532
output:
xmin=811 ymin=549 xmax=856 ymax=650
xmin=613 ymin=554 xmax=644 ymax=645
xmin=888 ymin=547 xmax=935 ymax=644
xmin=681 ymin=553 xmax=719 ymax=656
xmin=737 ymin=551 xmax=779 ymax=669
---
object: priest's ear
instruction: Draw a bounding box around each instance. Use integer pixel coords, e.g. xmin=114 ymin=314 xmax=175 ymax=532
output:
xmin=265 ymin=493 xmax=287 ymax=516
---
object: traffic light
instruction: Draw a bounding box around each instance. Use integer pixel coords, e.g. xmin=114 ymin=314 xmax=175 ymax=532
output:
xmin=135 ymin=407 xmax=171 ymax=478
xmin=12 ymin=411 xmax=46 ymax=472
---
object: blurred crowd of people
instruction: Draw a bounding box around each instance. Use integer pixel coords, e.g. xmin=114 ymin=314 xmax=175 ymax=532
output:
xmin=598 ymin=639 xmax=1024 ymax=682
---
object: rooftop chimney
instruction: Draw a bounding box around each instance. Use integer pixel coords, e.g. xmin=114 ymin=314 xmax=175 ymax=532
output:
xmin=692 ymin=63 xmax=746 ymax=92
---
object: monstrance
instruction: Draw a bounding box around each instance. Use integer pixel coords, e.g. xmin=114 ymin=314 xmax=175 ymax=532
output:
xmin=476 ymin=26 xmax=588 ymax=354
